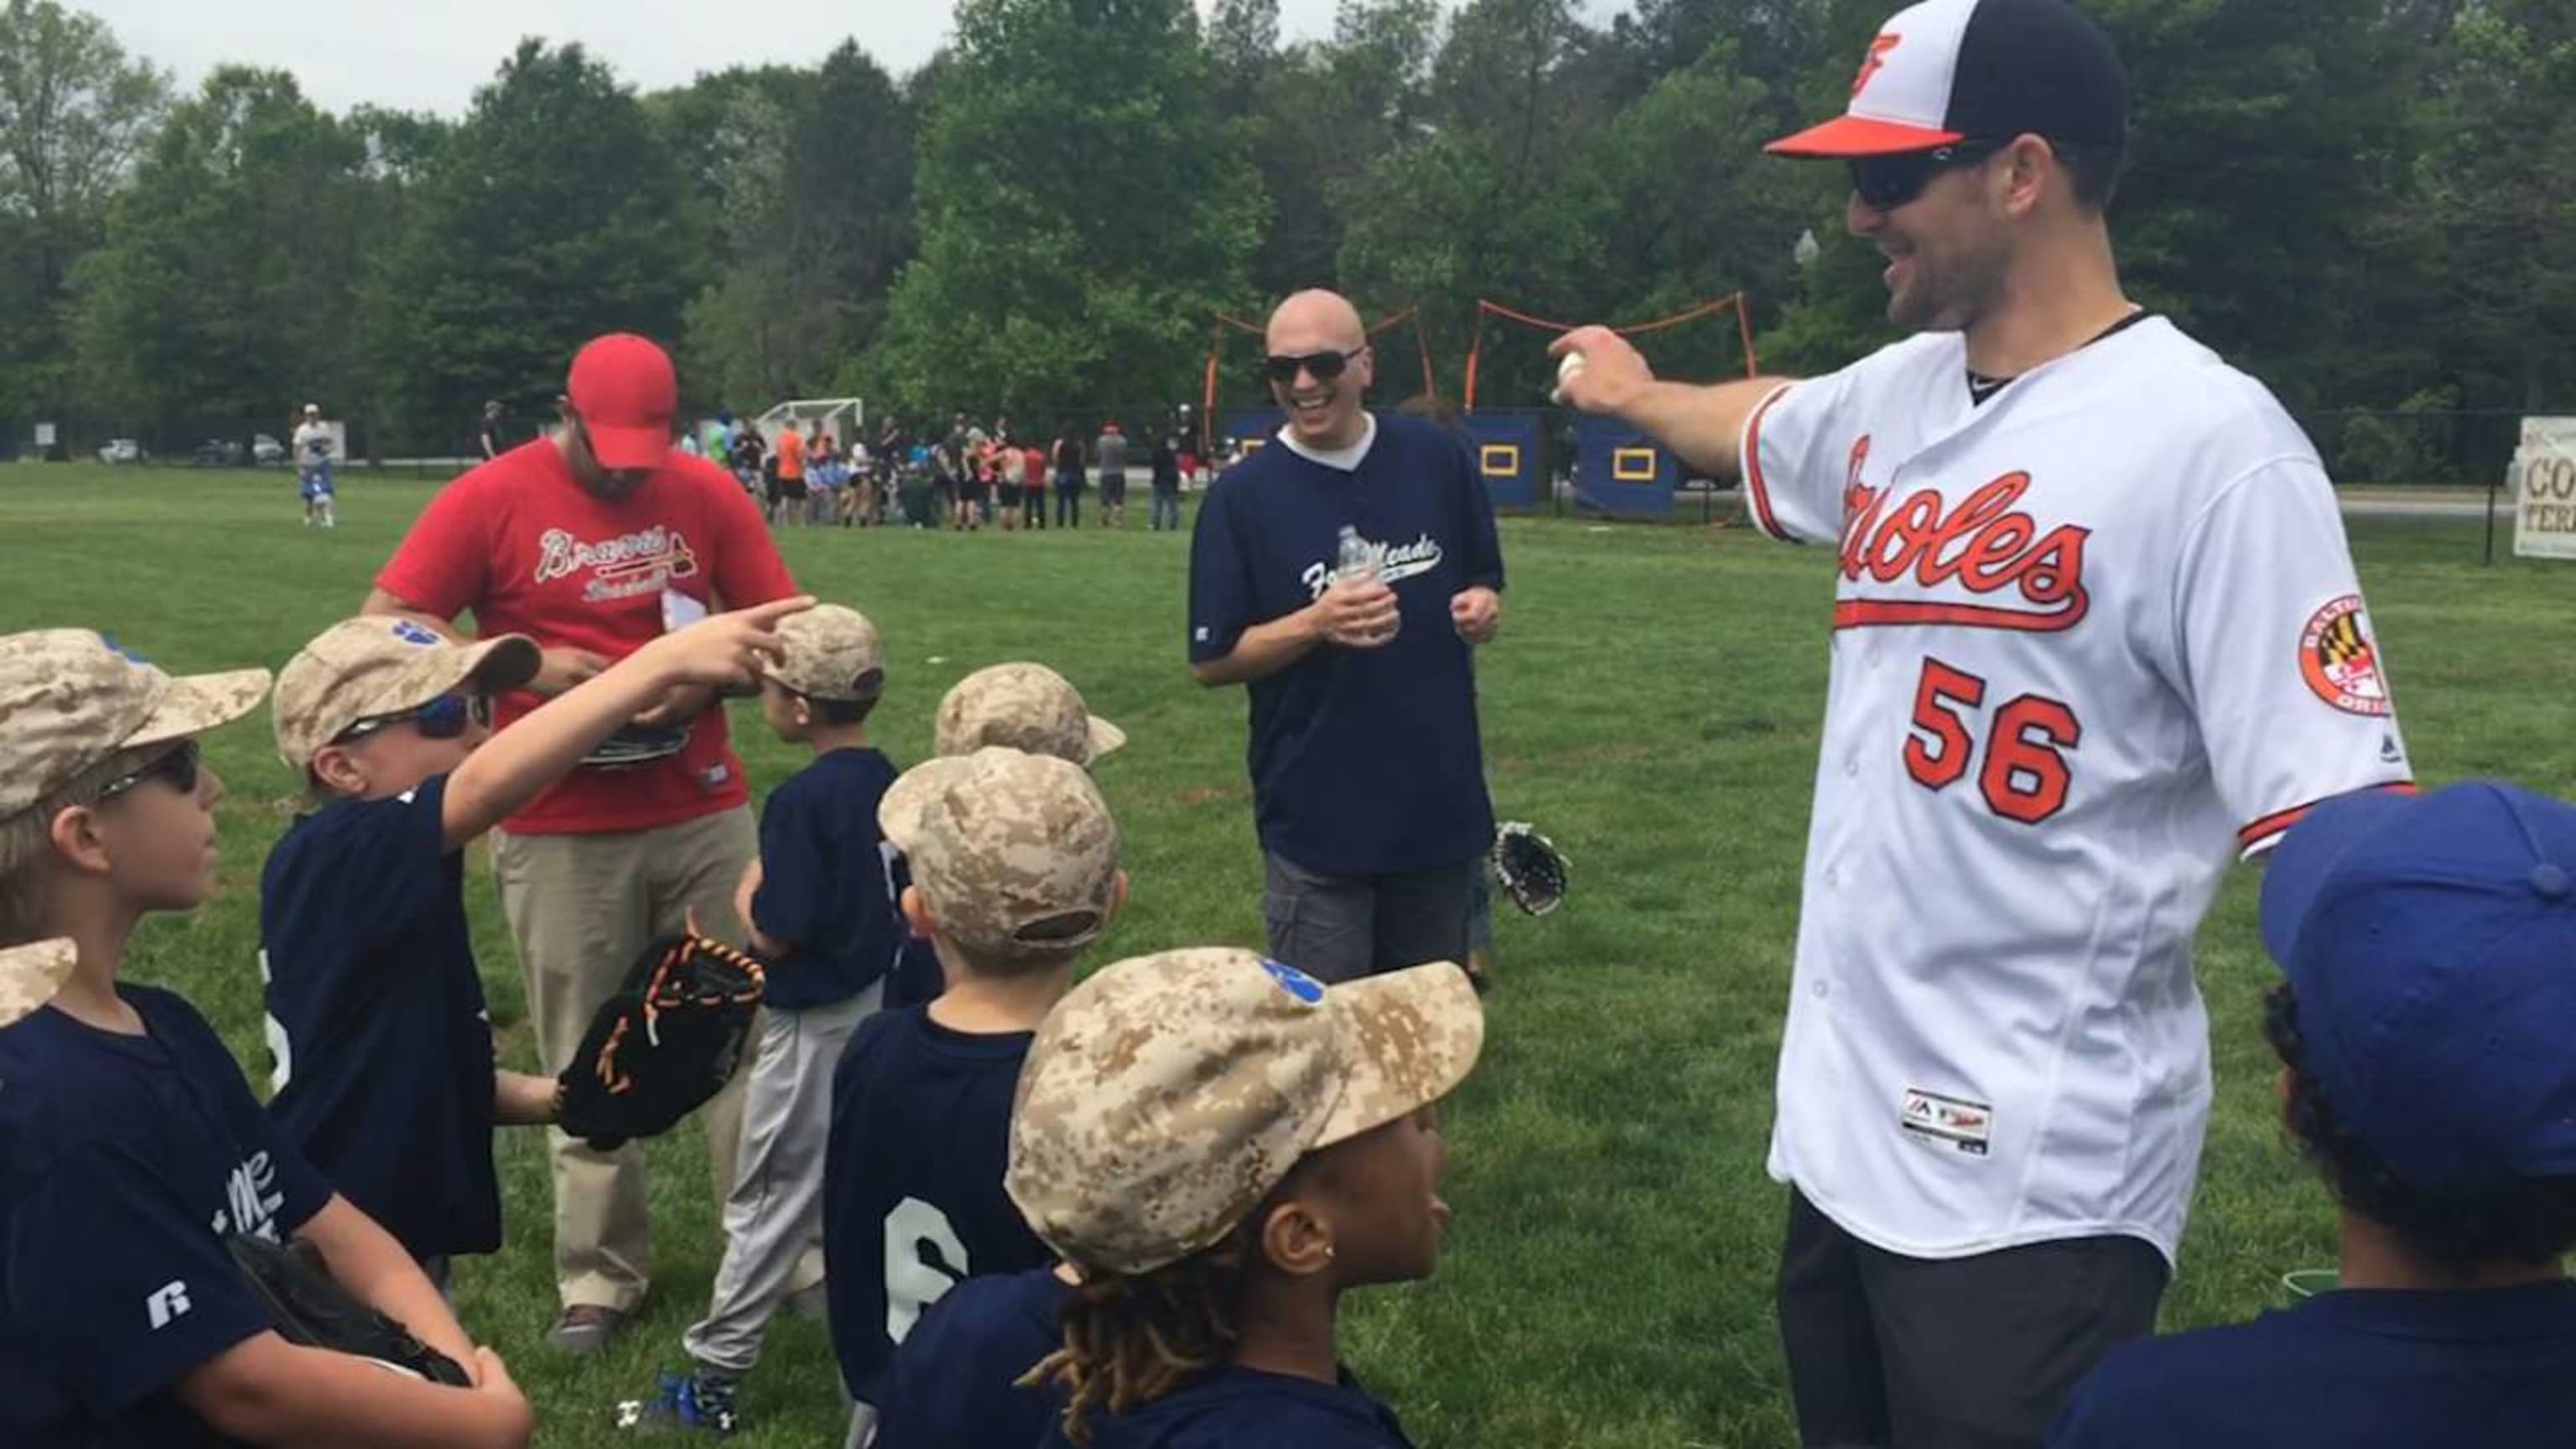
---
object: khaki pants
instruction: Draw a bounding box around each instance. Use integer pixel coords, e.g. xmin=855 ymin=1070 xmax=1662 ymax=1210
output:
xmin=496 ymin=806 xmax=810 ymax=1311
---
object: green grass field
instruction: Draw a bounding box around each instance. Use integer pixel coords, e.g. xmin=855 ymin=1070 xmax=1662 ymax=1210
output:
xmin=3 ymin=463 xmax=2569 ymax=1446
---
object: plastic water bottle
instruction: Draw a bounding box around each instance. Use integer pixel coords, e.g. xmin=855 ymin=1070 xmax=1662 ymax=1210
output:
xmin=1335 ymin=525 xmax=1396 ymax=639
xmin=1336 ymin=525 xmax=1378 ymax=584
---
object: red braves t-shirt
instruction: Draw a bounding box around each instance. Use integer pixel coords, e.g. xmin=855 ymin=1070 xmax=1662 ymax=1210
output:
xmin=377 ymin=439 xmax=798 ymax=836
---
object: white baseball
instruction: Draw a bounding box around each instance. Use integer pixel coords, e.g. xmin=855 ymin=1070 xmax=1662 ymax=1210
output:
xmin=1552 ymin=349 xmax=1587 ymax=403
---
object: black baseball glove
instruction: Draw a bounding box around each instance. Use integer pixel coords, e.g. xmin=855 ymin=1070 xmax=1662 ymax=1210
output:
xmin=1493 ymin=821 xmax=1570 ymax=917
xmin=227 ymin=1233 xmax=471 ymax=1386
xmin=557 ymin=930 xmax=766 ymax=1151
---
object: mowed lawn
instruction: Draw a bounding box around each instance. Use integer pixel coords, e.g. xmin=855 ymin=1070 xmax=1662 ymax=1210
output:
xmin=2 ymin=463 xmax=2568 ymax=1447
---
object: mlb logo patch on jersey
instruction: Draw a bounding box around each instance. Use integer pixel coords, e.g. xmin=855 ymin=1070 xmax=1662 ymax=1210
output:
xmin=1900 ymin=1088 xmax=1992 ymax=1157
xmin=1259 ymin=958 xmax=1326 ymax=1005
xmin=2298 ymin=595 xmax=2392 ymax=717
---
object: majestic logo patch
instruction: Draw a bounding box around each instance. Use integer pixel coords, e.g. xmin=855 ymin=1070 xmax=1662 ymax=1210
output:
xmin=1836 ymin=445 xmax=2091 ymax=633
xmin=2298 ymin=595 xmax=2392 ymax=716
xmin=1901 ymin=1088 xmax=1992 ymax=1157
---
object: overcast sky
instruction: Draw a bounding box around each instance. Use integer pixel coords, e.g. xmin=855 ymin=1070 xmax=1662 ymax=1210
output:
xmin=76 ymin=1 xmax=1353 ymax=117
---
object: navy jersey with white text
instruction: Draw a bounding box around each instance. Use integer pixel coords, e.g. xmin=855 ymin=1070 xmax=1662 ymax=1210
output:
xmin=0 ymin=985 xmax=333 ymax=1446
xmin=823 ymin=1007 xmax=1051 ymax=1405
xmin=1187 ymin=414 xmax=1504 ymax=875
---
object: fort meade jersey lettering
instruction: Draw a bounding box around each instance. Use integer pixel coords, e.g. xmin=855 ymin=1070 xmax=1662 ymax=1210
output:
xmin=1737 ymin=316 xmax=2412 ymax=1264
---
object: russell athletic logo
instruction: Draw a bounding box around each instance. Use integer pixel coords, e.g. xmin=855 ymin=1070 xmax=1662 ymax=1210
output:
xmin=1836 ymin=438 xmax=2092 ymax=633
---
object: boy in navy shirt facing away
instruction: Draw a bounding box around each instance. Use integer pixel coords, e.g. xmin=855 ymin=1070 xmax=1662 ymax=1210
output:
xmin=873 ymin=1263 xmax=1074 ymax=1448
xmin=630 ymin=605 xmax=906 ymax=1434
xmin=825 ymin=747 xmax=1124 ymax=1446
xmin=1188 ymin=288 xmax=1504 ymax=983
xmin=2051 ymin=782 xmax=2576 ymax=1449
xmin=0 ymin=629 xmax=533 ymax=1448
xmin=1009 ymin=948 xmax=1485 ymax=1448
xmin=261 ymin=603 xmax=808 ymax=1287
xmin=884 ymin=661 xmax=1126 ymax=1008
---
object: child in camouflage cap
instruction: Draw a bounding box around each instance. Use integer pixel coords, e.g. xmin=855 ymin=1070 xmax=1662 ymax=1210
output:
xmin=1000 ymin=948 xmax=1485 ymax=1448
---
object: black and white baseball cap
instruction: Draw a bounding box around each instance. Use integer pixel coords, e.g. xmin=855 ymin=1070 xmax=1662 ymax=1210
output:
xmin=1767 ymin=0 xmax=2127 ymax=158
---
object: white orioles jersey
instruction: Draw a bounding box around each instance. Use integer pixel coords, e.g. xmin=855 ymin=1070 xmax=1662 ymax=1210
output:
xmin=1740 ymin=316 xmax=2413 ymax=1265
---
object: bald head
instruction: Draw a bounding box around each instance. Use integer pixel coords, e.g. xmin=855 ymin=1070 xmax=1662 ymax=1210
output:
xmin=1267 ymin=289 xmax=1366 ymax=355
xmin=1265 ymin=289 xmax=1375 ymax=451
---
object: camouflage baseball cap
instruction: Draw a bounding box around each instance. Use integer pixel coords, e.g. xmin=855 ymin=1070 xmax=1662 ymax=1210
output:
xmin=0 ymin=630 xmax=271 ymax=822
xmin=879 ymin=748 xmax=1119 ymax=958
xmin=0 ymin=937 xmax=76 ymax=1030
xmin=1007 ymin=949 xmax=1483 ymax=1276
xmin=273 ymin=616 xmax=542 ymax=771
xmin=764 ymin=604 xmax=884 ymax=702
xmin=933 ymin=663 xmax=1126 ymax=766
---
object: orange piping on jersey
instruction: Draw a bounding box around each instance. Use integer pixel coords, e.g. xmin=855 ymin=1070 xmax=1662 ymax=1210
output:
xmin=2236 ymin=781 xmax=2420 ymax=850
xmin=1833 ymin=597 xmax=2092 ymax=632
xmin=1742 ymin=384 xmax=1794 ymax=540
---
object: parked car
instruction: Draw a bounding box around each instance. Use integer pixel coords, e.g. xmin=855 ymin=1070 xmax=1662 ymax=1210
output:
xmin=251 ymin=432 xmax=287 ymax=465
xmin=192 ymin=439 xmax=247 ymax=467
xmin=96 ymin=439 xmax=146 ymax=465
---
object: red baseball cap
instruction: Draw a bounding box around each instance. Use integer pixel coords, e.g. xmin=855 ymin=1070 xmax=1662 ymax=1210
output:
xmin=566 ymin=333 xmax=677 ymax=471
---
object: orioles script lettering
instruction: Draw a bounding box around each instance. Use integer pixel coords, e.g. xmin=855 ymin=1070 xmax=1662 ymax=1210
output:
xmin=1836 ymin=438 xmax=2091 ymax=632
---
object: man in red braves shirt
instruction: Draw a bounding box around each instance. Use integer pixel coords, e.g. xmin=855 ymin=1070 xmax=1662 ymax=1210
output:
xmin=364 ymin=334 xmax=802 ymax=1354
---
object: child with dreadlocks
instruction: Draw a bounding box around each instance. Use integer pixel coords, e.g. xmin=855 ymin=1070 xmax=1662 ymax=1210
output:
xmin=2049 ymin=782 xmax=2576 ymax=1449
xmin=969 ymin=946 xmax=1483 ymax=1448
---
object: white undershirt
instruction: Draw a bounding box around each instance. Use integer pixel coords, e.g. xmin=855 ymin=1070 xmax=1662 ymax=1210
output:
xmin=1275 ymin=413 xmax=1378 ymax=472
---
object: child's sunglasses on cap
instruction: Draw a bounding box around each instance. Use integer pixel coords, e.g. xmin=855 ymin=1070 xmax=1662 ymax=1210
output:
xmin=1264 ymin=347 xmax=1367 ymax=385
xmin=1847 ymin=138 xmax=2012 ymax=211
xmin=98 ymin=740 xmax=200 ymax=802
xmin=333 ymin=693 xmax=493 ymax=745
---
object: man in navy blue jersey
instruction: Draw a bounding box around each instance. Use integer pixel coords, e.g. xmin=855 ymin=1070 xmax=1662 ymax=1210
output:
xmin=1187 ymin=288 xmax=1506 ymax=983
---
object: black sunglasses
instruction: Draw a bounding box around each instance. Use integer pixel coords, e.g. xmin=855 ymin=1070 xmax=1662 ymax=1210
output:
xmin=99 ymin=740 xmax=201 ymax=802
xmin=1264 ymin=347 xmax=1367 ymax=385
xmin=335 ymin=693 xmax=493 ymax=745
xmin=1848 ymin=138 xmax=2010 ymax=211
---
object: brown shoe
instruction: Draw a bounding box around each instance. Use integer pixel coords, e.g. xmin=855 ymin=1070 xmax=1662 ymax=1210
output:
xmin=546 ymin=1303 xmax=629 ymax=1356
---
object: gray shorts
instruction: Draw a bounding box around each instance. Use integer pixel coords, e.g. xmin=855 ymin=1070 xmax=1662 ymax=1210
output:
xmin=1261 ymin=852 xmax=1474 ymax=984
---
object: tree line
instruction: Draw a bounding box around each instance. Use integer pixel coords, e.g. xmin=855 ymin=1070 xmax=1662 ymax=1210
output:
xmin=0 ymin=0 xmax=2567 ymax=476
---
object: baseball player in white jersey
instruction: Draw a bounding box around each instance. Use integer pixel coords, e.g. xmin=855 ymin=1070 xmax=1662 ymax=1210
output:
xmin=1555 ymin=1 xmax=2415 ymax=1443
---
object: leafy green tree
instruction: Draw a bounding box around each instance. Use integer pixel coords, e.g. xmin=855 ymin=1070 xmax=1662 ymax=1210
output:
xmin=380 ymin=40 xmax=704 ymax=445
xmin=869 ymin=0 xmax=1265 ymax=418
xmin=678 ymin=43 xmax=917 ymax=411
xmin=0 ymin=0 xmax=168 ymax=428
xmin=66 ymin=68 xmax=365 ymax=432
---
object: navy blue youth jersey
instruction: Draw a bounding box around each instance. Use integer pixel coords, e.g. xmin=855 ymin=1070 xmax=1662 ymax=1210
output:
xmin=750 ymin=746 xmax=906 ymax=1009
xmin=1187 ymin=413 xmax=1504 ymax=875
xmin=0 ymin=984 xmax=334 ymax=1447
xmin=1037 ymin=1364 xmax=1420 ymax=1448
xmin=259 ymin=775 xmax=501 ymax=1260
xmin=823 ymin=1006 xmax=1051 ymax=1405
xmin=2048 ymin=1280 xmax=2576 ymax=1449
xmin=875 ymin=1265 xmax=1067 ymax=1449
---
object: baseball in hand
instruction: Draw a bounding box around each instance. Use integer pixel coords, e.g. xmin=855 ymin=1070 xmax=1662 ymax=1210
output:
xmin=1552 ymin=350 xmax=1587 ymax=403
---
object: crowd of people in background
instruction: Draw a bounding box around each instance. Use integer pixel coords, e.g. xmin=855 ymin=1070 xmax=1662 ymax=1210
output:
xmin=669 ymin=408 xmax=1213 ymax=534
